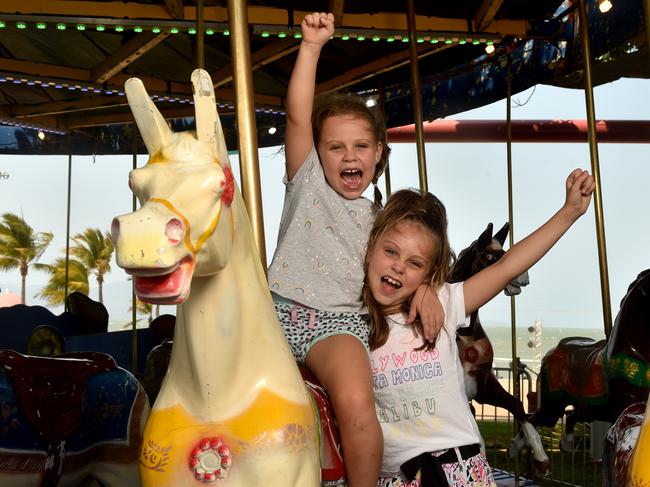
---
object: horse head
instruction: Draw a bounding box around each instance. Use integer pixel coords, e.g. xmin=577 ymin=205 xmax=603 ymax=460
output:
xmin=606 ymin=268 xmax=650 ymax=366
xmin=112 ymin=70 xmax=235 ymax=304
xmin=450 ymin=222 xmax=529 ymax=295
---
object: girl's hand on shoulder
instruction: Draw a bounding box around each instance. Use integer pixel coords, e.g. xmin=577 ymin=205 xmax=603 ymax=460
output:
xmin=564 ymin=168 xmax=595 ymax=219
xmin=301 ymin=12 xmax=335 ymax=48
xmin=407 ymin=283 xmax=445 ymax=342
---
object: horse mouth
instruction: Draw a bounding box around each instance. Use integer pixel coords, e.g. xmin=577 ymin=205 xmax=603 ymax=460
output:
xmin=130 ymin=256 xmax=194 ymax=304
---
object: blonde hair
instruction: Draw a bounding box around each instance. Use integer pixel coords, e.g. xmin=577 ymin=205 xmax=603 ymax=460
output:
xmin=312 ymin=92 xmax=390 ymax=210
xmin=363 ymin=189 xmax=454 ymax=350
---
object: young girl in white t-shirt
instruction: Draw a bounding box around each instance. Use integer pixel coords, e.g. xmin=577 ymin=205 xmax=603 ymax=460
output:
xmin=363 ymin=169 xmax=594 ymax=486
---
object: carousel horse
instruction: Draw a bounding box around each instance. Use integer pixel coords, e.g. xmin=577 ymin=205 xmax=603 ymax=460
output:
xmin=628 ymin=394 xmax=650 ymax=486
xmin=602 ymin=400 xmax=645 ymax=486
xmin=0 ymin=350 xmax=148 ymax=486
xmin=510 ymin=269 xmax=650 ymax=457
xmin=112 ymin=70 xmax=319 ymax=486
xmin=449 ymin=223 xmax=550 ymax=474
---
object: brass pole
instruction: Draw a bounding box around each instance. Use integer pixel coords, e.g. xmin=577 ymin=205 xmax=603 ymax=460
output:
xmin=131 ymin=131 xmax=138 ymax=375
xmin=227 ymin=0 xmax=267 ymax=267
xmin=196 ymin=0 xmax=205 ymax=69
xmin=377 ymin=83 xmax=391 ymax=198
xmin=577 ymin=0 xmax=613 ymax=335
xmin=506 ymin=54 xmax=520 ymax=487
xmin=63 ymin=154 xmax=72 ymax=311
xmin=646 ymin=0 xmax=650 ymax=64
xmin=406 ymin=0 xmax=428 ymax=192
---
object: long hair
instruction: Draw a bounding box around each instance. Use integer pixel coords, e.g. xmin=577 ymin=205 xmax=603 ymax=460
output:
xmin=312 ymin=92 xmax=391 ymax=210
xmin=363 ymin=189 xmax=454 ymax=351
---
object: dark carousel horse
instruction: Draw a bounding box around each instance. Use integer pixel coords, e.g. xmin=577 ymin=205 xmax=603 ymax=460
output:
xmin=449 ymin=223 xmax=549 ymax=474
xmin=602 ymin=400 xmax=646 ymax=486
xmin=510 ymin=269 xmax=650 ymax=459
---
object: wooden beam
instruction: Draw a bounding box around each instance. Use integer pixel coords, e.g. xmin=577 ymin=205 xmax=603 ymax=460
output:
xmin=0 ymin=58 xmax=190 ymax=94
xmin=329 ymin=0 xmax=345 ymax=27
xmin=316 ymin=43 xmax=452 ymax=95
xmin=474 ymin=0 xmax=505 ymax=32
xmin=10 ymin=96 xmax=129 ymax=118
xmin=91 ymin=32 xmax=171 ymax=83
xmin=164 ymin=0 xmax=184 ymax=19
xmin=210 ymin=38 xmax=299 ymax=88
xmin=64 ymin=106 xmax=201 ymax=128
xmin=4 ymin=2 xmax=528 ymax=35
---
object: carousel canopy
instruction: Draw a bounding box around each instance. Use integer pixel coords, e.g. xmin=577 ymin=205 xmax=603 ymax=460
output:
xmin=0 ymin=0 xmax=648 ymax=154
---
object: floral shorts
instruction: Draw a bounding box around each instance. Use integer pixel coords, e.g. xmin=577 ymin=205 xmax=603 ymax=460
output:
xmin=377 ymin=452 xmax=496 ymax=487
xmin=273 ymin=297 xmax=369 ymax=363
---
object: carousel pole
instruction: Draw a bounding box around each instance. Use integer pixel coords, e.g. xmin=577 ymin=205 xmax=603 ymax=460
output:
xmin=227 ymin=0 xmax=267 ymax=267
xmin=505 ymin=54 xmax=521 ymax=487
xmin=647 ymin=0 xmax=650 ymax=64
xmin=406 ymin=0 xmax=428 ymax=192
xmin=131 ymin=130 xmax=138 ymax=374
xmin=196 ymin=0 xmax=205 ymax=69
xmin=577 ymin=0 xmax=613 ymax=336
xmin=377 ymin=83 xmax=391 ymax=198
xmin=63 ymin=154 xmax=72 ymax=311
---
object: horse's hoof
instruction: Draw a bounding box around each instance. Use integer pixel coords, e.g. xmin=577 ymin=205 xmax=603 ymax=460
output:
xmin=534 ymin=460 xmax=550 ymax=476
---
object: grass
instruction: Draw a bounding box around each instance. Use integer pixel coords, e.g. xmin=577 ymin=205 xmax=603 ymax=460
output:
xmin=477 ymin=420 xmax=603 ymax=486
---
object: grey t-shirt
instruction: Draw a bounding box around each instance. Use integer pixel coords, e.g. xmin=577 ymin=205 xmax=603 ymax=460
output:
xmin=268 ymin=147 xmax=375 ymax=313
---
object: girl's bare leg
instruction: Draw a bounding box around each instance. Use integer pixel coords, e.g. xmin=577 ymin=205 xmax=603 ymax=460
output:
xmin=307 ymin=334 xmax=382 ymax=487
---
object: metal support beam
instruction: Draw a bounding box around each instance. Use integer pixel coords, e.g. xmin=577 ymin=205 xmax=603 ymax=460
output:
xmin=387 ymin=119 xmax=650 ymax=143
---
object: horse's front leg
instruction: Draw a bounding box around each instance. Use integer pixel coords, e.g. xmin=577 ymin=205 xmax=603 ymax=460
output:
xmin=473 ymin=370 xmax=549 ymax=474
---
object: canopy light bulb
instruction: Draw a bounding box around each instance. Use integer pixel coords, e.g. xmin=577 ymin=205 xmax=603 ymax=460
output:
xmin=598 ymin=0 xmax=613 ymax=12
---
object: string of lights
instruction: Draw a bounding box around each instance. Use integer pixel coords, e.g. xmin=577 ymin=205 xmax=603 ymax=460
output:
xmin=0 ymin=15 xmax=502 ymax=47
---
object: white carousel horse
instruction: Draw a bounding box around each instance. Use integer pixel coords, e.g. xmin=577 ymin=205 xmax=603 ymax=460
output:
xmin=112 ymin=70 xmax=319 ymax=486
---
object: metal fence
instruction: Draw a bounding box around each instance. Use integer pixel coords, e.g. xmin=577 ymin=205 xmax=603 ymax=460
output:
xmin=475 ymin=366 xmax=604 ymax=486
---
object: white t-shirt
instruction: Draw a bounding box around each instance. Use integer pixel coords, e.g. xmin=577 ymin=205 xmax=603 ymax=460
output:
xmin=371 ymin=282 xmax=481 ymax=476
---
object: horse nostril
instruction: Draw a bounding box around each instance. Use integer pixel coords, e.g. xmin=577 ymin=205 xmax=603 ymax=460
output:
xmin=111 ymin=218 xmax=120 ymax=243
xmin=166 ymin=218 xmax=184 ymax=245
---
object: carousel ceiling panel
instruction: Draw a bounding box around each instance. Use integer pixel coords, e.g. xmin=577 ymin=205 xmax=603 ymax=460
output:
xmin=0 ymin=0 xmax=647 ymax=154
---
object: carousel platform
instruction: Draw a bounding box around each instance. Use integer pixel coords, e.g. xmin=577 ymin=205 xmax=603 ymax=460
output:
xmin=493 ymin=468 xmax=540 ymax=486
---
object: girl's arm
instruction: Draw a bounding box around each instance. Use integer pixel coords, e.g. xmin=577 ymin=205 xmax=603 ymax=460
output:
xmin=407 ymin=284 xmax=445 ymax=342
xmin=463 ymin=169 xmax=595 ymax=316
xmin=285 ymin=12 xmax=334 ymax=180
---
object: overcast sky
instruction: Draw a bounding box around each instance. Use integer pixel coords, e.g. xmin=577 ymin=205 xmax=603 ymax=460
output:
xmin=1 ymin=78 xmax=648 ymax=334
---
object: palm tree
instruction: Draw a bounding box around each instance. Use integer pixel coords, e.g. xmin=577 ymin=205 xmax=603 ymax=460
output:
xmin=0 ymin=213 xmax=53 ymax=304
xmin=37 ymin=257 xmax=89 ymax=307
xmin=70 ymin=228 xmax=113 ymax=303
xmin=130 ymin=298 xmax=155 ymax=325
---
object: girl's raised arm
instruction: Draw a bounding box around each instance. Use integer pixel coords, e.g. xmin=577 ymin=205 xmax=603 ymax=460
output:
xmin=285 ymin=12 xmax=334 ymax=180
xmin=463 ymin=169 xmax=595 ymax=316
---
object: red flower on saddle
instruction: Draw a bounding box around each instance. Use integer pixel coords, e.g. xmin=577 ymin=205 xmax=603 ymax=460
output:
xmin=221 ymin=165 xmax=235 ymax=207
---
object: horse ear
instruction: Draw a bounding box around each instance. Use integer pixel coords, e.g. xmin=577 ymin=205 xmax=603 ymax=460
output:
xmin=125 ymin=77 xmax=173 ymax=156
xmin=191 ymin=69 xmax=231 ymax=167
xmin=494 ymin=222 xmax=510 ymax=246
xmin=477 ymin=223 xmax=494 ymax=249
